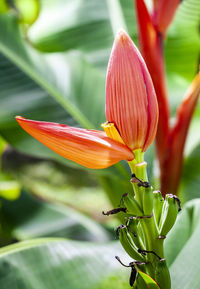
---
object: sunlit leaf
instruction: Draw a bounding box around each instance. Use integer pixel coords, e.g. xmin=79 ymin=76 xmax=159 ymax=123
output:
xmin=0 ymin=136 xmax=6 ymax=158
xmin=165 ymin=199 xmax=200 ymax=289
xmin=0 ymin=239 xmax=130 ymax=289
xmin=16 ymin=0 xmax=40 ymax=25
xmin=181 ymin=143 xmax=200 ymax=202
xmin=0 ymin=180 xmax=21 ymax=200
xmin=0 ymin=0 xmax=9 ymax=13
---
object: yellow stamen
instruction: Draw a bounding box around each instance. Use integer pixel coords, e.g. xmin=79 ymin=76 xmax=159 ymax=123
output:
xmin=101 ymin=122 xmax=125 ymax=145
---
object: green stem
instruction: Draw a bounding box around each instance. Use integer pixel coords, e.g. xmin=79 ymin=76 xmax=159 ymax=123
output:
xmin=128 ymin=149 xmax=170 ymax=288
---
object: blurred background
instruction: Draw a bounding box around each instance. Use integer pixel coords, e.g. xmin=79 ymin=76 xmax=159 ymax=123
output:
xmin=0 ymin=1 xmax=199 ymax=288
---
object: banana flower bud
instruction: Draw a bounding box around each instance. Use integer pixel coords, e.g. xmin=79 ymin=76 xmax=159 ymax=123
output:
xmin=105 ymin=30 xmax=158 ymax=152
xmin=16 ymin=30 xmax=158 ymax=170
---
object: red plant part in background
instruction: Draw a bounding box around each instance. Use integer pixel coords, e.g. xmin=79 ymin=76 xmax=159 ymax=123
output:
xmin=135 ymin=0 xmax=200 ymax=195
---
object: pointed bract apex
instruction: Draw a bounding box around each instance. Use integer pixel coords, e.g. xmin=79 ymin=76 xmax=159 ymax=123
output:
xmin=15 ymin=116 xmax=24 ymax=120
xmin=115 ymin=29 xmax=134 ymax=48
xmin=116 ymin=29 xmax=128 ymax=42
xmin=106 ymin=30 xmax=158 ymax=152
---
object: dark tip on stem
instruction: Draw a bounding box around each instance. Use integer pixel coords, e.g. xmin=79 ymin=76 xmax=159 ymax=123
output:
xmin=130 ymin=174 xmax=151 ymax=188
xmin=115 ymin=224 xmax=126 ymax=236
xmin=137 ymin=182 xmax=151 ymax=188
xmin=119 ymin=193 xmax=128 ymax=207
xmin=173 ymin=195 xmax=182 ymax=211
xmin=115 ymin=256 xmax=130 ymax=267
xmin=167 ymin=194 xmax=181 ymax=211
xmin=138 ymin=249 xmax=164 ymax=261
xmin=102 ymin=207 xmax=127 ymax=216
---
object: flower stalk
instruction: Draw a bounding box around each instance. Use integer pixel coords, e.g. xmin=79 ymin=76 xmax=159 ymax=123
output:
xmin=114 ymin=149 xmax=177 ymax=287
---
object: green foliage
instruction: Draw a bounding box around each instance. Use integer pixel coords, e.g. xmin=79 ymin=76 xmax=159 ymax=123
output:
xmin=165 ymin=199 xmax=200 ymax=289
xmin=165 ymin=0 xmax=200 ymax=119
xmin=1 ymin=190 xmax=110 ymax=242
xmin=0 ymin=199 xmax=199 ymax=288
xmin=165 ymin=0 xmax=200 ymax=82
xmin=0 ymin=0 xmax=9 ymax=13
xmin=181 ymin=143 xmax=200 ymax=202
xmin=0 ymin=238 xmax=162 ymax=289
xmin=0 ymin=179 xmax=20 ymax=200
xmin=15 ymin=0 xmax=40 ymax=25
xmin=0 ymin=239 xmax=130 ymax=289
xmin=0 ymin=136 xmax=5 ymax=164
xmin=0 ymin=137 xmax=21 ymax=200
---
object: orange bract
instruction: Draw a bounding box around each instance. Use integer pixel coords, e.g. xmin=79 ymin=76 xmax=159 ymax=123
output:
xmin=16 ymin=117 xmax=134 ymax=169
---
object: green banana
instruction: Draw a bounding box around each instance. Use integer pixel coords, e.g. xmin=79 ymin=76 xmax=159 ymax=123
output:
xmin=153 ymin=191 xmax=164 ymax=228
xmin=159 ymin=194 xmax=179 ymax=237
xmin=155 ymin=260 xmax=171 ymax=289
xmin=126 ymin=217 xmax=145 ymax=249
xmin=122 ymin=193 xmax=143 ymax=215
xmin=142 ymin=186 xmax=153 ymax=215
xmin=118 ymin=225 xmax=145 ymax=261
